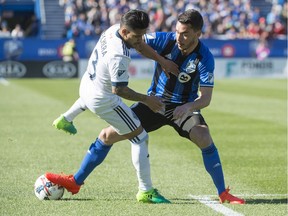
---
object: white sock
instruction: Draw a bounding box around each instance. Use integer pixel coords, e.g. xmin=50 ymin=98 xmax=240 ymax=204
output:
xmin=63 ymin=98 xmax=86 ymax=122
xmin=131 ymin=138 xmax=153 ymax=192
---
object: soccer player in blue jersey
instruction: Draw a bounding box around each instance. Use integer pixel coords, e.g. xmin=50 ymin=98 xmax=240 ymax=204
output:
xmin=48 ymin=9 xmax=245 ymax=204
xmin=129 ymin=9 xmax=245 ymax=204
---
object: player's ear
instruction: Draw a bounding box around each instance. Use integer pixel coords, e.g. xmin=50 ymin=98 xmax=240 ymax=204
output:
xmin=196 ymin=30 xmax=202 ymax=38
xmin=121 ymin=28 xmax=130 ymax=38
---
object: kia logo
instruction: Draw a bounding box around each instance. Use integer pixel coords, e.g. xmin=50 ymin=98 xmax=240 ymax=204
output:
xmin=43 ymin=61 xmax=77 ymax=78
xmin=0 ymin=60 xmax=26 ymax=77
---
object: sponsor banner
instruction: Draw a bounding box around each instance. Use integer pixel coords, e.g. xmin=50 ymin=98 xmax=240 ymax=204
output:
xmin=215 ymin=58 xmax=287 ymax=78
xmin=78 ymin=59 xmax=155 ymax=79
xmin=0 ymin=38 xmax=286 ymax=61
xmin=79 ymin=58 xmax=287 ymax=79
xmin=0 ymin=38 xmax=98 ymax=61
xmin=0 ymin=60 xmax=78 ymax=78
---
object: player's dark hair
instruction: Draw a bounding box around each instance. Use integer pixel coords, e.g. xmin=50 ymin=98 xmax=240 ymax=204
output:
xmin=178 ymin=9 xmax=203 ymax=32
xmin=120 ymin=9 xmax=150 ymax=30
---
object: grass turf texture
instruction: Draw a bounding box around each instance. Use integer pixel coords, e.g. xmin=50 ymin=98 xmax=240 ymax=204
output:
xmin=0 ymin=78 xmax=287 ymax=216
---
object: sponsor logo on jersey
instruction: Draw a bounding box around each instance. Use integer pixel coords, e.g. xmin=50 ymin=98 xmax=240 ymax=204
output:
xmin=178 ymin=72 xmax=191 ymax=83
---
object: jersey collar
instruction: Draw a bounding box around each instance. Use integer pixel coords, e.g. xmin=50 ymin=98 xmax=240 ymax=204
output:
xmin=116 ymin=30 xmax=132 ymax=49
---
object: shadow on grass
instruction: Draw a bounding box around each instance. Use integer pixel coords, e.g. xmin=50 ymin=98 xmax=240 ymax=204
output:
xmin=245 ymin=198 xmax=287 ymax=204
xmin=170 ymin=198 xmax=198 ymax=204
xmin=61 ymin=198 xmax=94 ymax=201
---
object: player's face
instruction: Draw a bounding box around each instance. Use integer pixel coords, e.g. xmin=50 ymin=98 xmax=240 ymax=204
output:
xmin=175 ymin=22 xmax=201 ymax=55
xmin=123 ymin=28 xmax=146 ymax=48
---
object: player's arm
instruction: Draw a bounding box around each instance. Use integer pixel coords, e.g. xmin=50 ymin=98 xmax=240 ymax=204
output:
xmin=172 ymin=87 xmax=213 ymax=120
xmin=112 ymin=85 xmax=163 ymax=113
xmin=134 ymin=41 xmax=179 ymax=78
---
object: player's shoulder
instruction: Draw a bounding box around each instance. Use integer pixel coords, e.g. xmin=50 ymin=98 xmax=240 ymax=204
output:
xmin=199 ymin=40 xmax=212 ymax=55
xmin=104 ymin=24 xmax=130 ymax=57
xmin=145 ymin=31 xmax=176 ymax=41
xmin=199 ymin=40 xmax=214 ymax=61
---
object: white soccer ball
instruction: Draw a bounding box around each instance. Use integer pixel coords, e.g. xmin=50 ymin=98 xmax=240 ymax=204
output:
xmin=34 ymin=174 xmax=64 ymax=200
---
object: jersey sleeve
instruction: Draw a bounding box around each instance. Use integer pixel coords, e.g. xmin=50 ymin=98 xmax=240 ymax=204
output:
xmin=199 ymin=51 xmax=215 ymax=87
xmin=144 ymin=32 xmax=175 ymax=53
xmin=108 ymin=54 xmax=131 ymax=87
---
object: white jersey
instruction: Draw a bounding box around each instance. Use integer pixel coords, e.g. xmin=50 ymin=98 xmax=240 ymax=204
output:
xmin=80 ymin=24 xmax=131 ymax=112
xmin=78 ymin=24 xmax=142 ymax=135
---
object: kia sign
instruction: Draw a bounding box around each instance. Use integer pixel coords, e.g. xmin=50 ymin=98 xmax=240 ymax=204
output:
xmin=0 ymin=61 xmax=78 ymax=78
xmin=0 ymin=60 xmax=27 ymax=77
xmin=43 ymin=61 xmax=77 ymax=78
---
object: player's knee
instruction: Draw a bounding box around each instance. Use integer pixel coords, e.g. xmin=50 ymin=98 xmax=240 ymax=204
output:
xmin=98 ymin=129 xmax=109 ymax=143
xmin=189 ymin=126 xmax=213 ymax=148
xmin=98 ymin=128 xmax=120 ymax=145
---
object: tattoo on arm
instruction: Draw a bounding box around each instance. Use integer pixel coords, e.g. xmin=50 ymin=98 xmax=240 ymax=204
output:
xmin=113 ymin=86 xmax=147 ymax=102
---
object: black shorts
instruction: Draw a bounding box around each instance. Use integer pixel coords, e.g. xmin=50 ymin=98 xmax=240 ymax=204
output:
xmin=130 ymin=102 xmax=207 ymax=140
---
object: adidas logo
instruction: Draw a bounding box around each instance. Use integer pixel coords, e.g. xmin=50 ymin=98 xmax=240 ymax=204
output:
xmin=213 ymin=163 xmax=221 ymax=168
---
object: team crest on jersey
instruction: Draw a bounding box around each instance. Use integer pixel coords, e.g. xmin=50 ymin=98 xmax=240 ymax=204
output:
xmin=186 ymin=60 xmax=197 ymax=74
xmin=118 ymin=70 xmax=126 ymax=77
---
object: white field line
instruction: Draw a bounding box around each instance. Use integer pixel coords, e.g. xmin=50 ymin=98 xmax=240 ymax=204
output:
xmin=190 ymin=194 xmax=288 ymax=198
xmin=189 ymin=195 xmax=244 ymax=216
xmin=189 ymin=194 xmax=287 ymax=216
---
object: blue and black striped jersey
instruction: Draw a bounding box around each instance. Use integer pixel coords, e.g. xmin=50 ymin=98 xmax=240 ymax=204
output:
xmin=144 ymin=32 xmax=215 ymax=104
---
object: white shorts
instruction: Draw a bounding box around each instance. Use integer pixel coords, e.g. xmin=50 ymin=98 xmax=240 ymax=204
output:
xmin=79 ymin=72 xmax=141 ymax=135
xmin=99 ymin=101 xmax=141 ymax=135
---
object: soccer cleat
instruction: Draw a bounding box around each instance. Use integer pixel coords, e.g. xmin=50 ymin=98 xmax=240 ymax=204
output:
xmin=45 ymin=172 xmax=81 ymax=195
xmin=52 ymin=115 xmax=77 ymax=135
xmin=136 ymin=188 xmax=171 ymax=204
xmin=219 ymin=187 xmax=245 ymax=204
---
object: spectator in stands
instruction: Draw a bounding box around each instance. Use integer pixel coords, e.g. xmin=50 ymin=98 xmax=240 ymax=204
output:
xmin=0 ymin=21 xmax=11 ymax=38
xmin=59 ymin=0 xmax=287 ymax=40
xmin=272 ymin=20 xmax=286 ymax=38
xmin=280 ymin=2 xmax=287 ymax=26
xmin=11 ymin=24 xmax=24 ymax=38
xmin=25 ymin=15 xmax=39 ymax=37
xmin=255 ymin=39 xmax=270 ymax=60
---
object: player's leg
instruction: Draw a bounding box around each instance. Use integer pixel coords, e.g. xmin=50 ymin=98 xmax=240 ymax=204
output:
xmin=174 ymin=112 xmax=245 ymax=204
xmin=46 ymin=102 xmax=147 ymax=196
xmin=130 ymin=102 xmax=170 ymax=203
xmin=189 ymin=124 xmax=226 ymax=195
xmin=53 ymin=98 xmax=87 ymax=135
xmin=72 ymin=124 xmax=145 ymax=185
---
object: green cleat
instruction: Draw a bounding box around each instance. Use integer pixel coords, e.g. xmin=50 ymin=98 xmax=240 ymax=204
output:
xmin=136 ymin=188 xmax=171 ymax=204
xmin=52 ymin=115 xmax=77 ymax=135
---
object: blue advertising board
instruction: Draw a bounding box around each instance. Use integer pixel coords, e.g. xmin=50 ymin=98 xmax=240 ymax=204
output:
xmin=0 ymin=37 xmax=286 ymax=61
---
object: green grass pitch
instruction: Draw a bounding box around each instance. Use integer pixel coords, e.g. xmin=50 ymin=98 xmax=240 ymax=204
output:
xmin=0 ymin=78 xmax=287 ymax=216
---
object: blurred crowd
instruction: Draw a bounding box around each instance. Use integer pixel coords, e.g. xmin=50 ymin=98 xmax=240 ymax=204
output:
xmin=0 ymin=0 xmax=287 ymax=40
xmin=0 ymin=14 xmax=39 ymax=38
xmin=59 ymin=0 xmax=287 ymax=40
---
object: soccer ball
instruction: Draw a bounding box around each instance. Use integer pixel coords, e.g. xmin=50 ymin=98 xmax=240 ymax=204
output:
xmin=34 ymin=174 xmax=64 ymax=200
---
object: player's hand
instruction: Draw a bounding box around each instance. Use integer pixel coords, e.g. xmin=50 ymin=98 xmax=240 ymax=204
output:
xmin=172 ymin=103 xmax=190 ymax=120
xmin=144 ymin=95 xmax=164 ymax=113
xmin=159 ymin=58 xmax=179 ymax=79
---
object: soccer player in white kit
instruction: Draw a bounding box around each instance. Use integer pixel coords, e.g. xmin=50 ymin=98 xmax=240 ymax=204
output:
xmin=46 ymin=9 xmax=178 ymax=203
